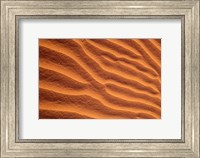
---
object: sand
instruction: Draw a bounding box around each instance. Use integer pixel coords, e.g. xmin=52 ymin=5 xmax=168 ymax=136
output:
xmin=39 ymin=39 xmax=161 ymax=119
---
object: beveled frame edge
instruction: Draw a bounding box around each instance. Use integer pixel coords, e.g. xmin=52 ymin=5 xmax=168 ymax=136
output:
xmin=1 ymin=0 xmax=199 ymax=157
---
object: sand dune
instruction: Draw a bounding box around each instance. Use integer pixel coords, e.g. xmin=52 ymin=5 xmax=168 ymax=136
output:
xmin=39 ymin=39 xmax=161 ymax=119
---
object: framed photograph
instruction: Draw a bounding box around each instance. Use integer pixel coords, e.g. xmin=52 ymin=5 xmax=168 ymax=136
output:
xmin=1 ymin=0 xmax=199 ymax=157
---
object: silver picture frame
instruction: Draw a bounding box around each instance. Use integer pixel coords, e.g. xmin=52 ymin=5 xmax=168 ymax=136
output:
xmin=1 ymin=0 xmax=199 ymax=157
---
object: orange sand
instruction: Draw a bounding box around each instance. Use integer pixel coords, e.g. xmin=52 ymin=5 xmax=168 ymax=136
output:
xmin=39 ymin=39 xmax=161 ymax=119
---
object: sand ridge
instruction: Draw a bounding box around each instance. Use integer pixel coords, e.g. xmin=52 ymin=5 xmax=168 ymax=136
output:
xmin=39 ymin=39 xmax=161 ymax=119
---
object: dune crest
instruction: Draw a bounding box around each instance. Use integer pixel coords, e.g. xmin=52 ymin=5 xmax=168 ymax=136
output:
xmin=39 ymin=39 xmax=161 ymax=119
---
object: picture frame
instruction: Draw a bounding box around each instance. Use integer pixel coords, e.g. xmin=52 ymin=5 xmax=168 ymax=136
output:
xmin=1 ymin=0 xmax=199 ymax=157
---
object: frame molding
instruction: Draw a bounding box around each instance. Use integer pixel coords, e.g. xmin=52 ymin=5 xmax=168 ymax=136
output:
xmin=1 ymin=0 xmax=199 ymax=157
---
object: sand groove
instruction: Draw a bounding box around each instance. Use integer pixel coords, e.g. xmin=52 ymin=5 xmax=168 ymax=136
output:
xmin=39 ymin=39 xmax=161 ymax=119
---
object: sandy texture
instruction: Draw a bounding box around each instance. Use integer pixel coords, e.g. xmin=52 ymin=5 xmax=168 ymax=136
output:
xmin=39 ymin=39 xmax=161 ymax=119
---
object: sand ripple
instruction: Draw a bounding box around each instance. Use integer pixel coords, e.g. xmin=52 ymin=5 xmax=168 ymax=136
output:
xmin=39 ymin=39 xmax=161 ymax=119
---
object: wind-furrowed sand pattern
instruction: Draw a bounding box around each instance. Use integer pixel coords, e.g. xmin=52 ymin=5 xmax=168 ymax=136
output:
xmin=39 ymin=39 xmax=161 ymax=119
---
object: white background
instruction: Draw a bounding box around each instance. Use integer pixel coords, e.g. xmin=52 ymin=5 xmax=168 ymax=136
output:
xmin=19 ymin=19 xmax=181 ymax=139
